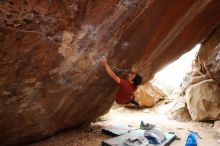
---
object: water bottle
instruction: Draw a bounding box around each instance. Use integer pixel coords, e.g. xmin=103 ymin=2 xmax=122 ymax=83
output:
xmin=185 ymin=132 xmax=197 ymax=146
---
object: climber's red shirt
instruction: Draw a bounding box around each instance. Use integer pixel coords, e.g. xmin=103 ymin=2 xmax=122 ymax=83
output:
xmin=116 ymin=79 xmax=137 ymax=104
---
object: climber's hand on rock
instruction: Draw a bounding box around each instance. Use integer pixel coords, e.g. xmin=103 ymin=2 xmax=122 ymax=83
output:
xmin=100 ymin=56 xmax=108 ymax=66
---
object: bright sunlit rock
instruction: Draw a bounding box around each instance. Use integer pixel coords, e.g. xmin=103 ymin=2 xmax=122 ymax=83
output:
xmin=151 ymin=44 xmax=201 ymax=94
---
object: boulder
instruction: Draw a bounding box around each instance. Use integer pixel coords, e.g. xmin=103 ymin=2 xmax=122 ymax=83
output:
xmin=134 ymin=83 xmax=166 ymax=107
xmin=186 ymin=79 xmax=220 ymax=121
xmin=170 ymin=98 xmax=191 ymax=121
xmin=181 ymin=26 xmax=220 ymax=121
xmin=0 ymin=0 xmax=220 ymax=145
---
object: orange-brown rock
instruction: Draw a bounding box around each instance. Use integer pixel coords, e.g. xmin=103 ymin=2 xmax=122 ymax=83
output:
xmin=194 ymin=27 xmax=220 ymax=84
xmin=1 ymin=0 xmax=220 ymax=145
xmin=134 ymin=83 xmax=166 ymax=107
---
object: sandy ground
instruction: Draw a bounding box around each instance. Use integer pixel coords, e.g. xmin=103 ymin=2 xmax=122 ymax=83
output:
xmin=29 ymin=101 xmax=220 ymax=146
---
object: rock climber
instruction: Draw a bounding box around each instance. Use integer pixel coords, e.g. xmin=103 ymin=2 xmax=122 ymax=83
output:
xmin=100 ymin=57 xmax=142 ymax=106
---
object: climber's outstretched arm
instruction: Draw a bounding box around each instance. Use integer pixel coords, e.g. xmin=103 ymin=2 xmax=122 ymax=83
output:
xmin=100 ymin=57 xmax=120 ymax=84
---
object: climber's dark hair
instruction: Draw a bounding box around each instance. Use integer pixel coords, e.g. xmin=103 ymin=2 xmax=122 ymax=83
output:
xmin=132 ymin=73 xmax=142 ymax=86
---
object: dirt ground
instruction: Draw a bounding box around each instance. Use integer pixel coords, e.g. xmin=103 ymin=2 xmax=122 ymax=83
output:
xmin=29 ymin=100 xmax=220 ymax=146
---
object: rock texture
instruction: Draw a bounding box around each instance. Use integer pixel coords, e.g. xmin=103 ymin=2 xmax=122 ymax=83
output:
xmin=186 ymin=79 xmax=220 ymax=121
xmin=181 ymin=26 xmax=220 ymax=121
xmin=134 ymin=83 xmax=166 ymax=107
xmin=0 ymin=0 xmax=220 ymax=145
xmin=170 ymin=98 xmax=191 ymax=121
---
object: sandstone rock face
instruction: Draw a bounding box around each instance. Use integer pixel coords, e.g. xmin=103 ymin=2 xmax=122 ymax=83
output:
xmin=134 ymin=83 xmax=166 ymax=107
xmin=1 ymin=0 xmax=220 ymax=145
xmin=186 ymin=79 xmax=220 ymax=121
xmin=170 ymin=99 xmax=191 ymax=121
xmin=196 ymin=29 xmax=220 ymax=85
xmin=181 ymin=27 xmax=220 ymax=121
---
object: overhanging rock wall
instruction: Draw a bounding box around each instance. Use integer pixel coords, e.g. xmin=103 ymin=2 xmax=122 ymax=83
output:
xmin=0 ymin=0 xmax=220 ymax=145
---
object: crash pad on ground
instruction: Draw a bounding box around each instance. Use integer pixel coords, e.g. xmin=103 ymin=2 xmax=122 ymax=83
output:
xmin=102 ymin=129 xmax=175 ymax=146
xmin=102 ymin=124 xmax=137 ymax=137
